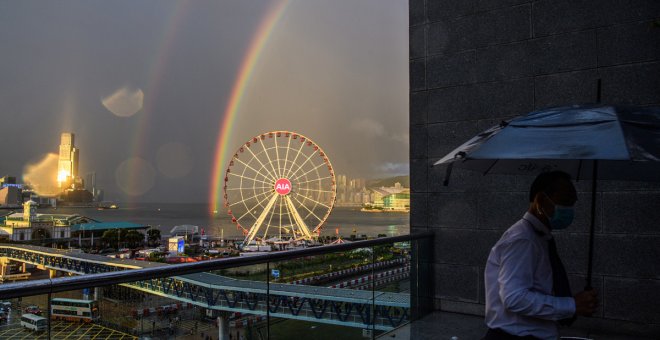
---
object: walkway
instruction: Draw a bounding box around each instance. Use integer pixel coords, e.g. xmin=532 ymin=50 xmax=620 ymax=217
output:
xmin=0 ymin=244 xmax=409 ymax=331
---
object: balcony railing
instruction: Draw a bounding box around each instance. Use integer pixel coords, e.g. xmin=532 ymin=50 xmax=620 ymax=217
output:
xmin=0 ymin=231 xmax=434 ymax=340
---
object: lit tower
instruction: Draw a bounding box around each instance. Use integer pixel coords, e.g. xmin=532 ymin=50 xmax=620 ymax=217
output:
xmin=57 ymin=133 xmax=79 ymax=189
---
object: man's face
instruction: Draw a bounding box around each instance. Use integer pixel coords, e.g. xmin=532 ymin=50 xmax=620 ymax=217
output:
xmin=539 ymin=178 xmax=577 ymax=221
xmin=548 ymin=179 xmax=578 ymax=207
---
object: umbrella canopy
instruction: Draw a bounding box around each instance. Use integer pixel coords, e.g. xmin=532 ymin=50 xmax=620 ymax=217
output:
xmin=434 ymin=104 xmax=660 ymax=182
xmin=433 ymin=104 xmax=660 ymax=289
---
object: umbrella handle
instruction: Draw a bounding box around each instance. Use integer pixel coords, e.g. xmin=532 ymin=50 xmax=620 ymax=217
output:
xmin=585 ymin=160 xmax=598 ymax=290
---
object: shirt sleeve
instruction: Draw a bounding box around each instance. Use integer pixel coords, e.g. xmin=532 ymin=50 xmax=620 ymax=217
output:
xmin=497 ymin=238 xmax=576 ymax=320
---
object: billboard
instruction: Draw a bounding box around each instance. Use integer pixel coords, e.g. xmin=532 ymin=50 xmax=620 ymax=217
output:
xmin=168 ymin=236 xmax=185 ymax=254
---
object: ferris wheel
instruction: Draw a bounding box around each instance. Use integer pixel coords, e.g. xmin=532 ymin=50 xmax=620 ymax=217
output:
xmin=223 ymin=131 xmax=336 ymax=246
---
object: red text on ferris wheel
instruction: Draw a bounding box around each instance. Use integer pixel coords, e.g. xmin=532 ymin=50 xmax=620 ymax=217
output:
xmin=275 ymin=178 xmax=292 ymax=195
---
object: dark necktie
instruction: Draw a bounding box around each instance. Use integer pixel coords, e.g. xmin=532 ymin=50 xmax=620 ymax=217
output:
xmin=548 ymin=237 xmax=576 ymax=325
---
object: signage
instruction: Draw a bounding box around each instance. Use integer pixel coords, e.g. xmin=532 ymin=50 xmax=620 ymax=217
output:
xmin=275 ymin=178 xmax=292 ymax=195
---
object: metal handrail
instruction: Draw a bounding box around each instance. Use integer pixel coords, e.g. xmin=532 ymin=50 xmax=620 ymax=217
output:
xmin=0 ymin=231 xmax=433 ymax=299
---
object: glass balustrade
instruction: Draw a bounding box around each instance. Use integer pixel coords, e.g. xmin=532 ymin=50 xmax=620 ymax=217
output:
xmin=0 ymin=233 xmax=432 ymax=340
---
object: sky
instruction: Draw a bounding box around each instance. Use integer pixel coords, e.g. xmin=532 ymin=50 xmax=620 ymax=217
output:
xmin=0 ymin=0 xmax=409 ymax=204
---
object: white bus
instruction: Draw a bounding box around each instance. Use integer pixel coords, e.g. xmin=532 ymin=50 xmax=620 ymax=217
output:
xmin=21 ymin=313 xmax=47 ymax=331
xmin=50 ymin=298 xmax=99 ymax=322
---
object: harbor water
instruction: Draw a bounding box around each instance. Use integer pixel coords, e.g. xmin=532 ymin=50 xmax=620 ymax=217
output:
xmin=50 ymin=203 xmax=410 ymax=239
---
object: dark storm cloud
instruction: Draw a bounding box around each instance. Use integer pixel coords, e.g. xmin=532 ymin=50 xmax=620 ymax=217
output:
xmin=0 ymin=0 xmax=408 ymax=203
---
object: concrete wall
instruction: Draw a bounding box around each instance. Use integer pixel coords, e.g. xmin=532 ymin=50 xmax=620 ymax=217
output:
xmin=409 ymin=0 xmax=660 ymax=336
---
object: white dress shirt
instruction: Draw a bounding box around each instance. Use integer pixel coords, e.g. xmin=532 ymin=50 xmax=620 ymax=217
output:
xmin=484 ymin=212 xmax=576 ymax=340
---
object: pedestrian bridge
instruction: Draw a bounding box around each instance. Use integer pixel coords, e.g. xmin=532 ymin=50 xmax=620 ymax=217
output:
xmin=0 ymin=244 xmax=409 ymax=331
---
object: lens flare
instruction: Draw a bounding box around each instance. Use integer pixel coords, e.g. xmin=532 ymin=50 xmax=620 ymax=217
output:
xmin=101 ymin=87 xmax=144 ymax=117
xmin=115 ymin=157 xmax=156 ymax=196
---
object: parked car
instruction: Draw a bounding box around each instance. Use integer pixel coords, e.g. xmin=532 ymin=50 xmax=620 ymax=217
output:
xmin=24 ymin=305 xmax=41 ymax=315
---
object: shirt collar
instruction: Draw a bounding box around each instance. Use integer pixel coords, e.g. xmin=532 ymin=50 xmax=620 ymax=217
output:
xmin=522 ymin=212 xmax=552 ymax=240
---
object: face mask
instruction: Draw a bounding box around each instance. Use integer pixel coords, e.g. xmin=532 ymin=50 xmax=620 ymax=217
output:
xmin=542 ymin=193 xmax=575 ymax=230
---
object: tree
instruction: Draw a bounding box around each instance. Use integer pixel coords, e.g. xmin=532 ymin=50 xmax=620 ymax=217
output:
xmin=124 ymin=230 xmax=144 ymax=248
xmin=101 ymin=229 xmax=119 ymax=249
xmin=147 ymin=228 xmax=161 ymax=246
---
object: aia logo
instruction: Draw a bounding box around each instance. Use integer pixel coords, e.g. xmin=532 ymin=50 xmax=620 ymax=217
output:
xmin=275 ymin=178 xmax=292 ymax=195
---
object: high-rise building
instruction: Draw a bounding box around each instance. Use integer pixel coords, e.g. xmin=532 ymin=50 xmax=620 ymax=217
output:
xmin=57 ymin=133 xmax=79 ymax=189
xmin=55 ymin=132 xmax=93 ymax=205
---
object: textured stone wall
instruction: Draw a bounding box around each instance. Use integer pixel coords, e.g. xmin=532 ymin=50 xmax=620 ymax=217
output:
xmin=409 ymin=0 xmax=660 ymax=336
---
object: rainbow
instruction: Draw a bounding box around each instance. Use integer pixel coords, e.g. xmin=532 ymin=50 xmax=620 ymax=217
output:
xmin=209 ymin=0 xmax=289 ymax=214
xmin=124 ymin=1 xmax=190 ymax=206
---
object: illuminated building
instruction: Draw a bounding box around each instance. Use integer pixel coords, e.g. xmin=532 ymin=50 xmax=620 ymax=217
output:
xmin=56 ymin=133 xmax=94 ymax=205
xmin=382 ymin=191 xmax=410 ymax=210
xmin=0 ymin=201 xmax=76 ymax=241
xmin=58 ymin=133 xmax=80 ymax=189
xmin=0 ymin=201 xmax=143 ymax=244
xmin=366 ymin=182 xmax=410 ymax=211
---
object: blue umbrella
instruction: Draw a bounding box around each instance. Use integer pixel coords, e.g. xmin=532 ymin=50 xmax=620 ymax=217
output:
xmin=434 ymin=104 xmax=660 ymax=288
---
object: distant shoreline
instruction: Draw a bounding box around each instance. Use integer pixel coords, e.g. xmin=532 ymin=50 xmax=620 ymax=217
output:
xmin=360 ymin=208 xmax=409 ymax=213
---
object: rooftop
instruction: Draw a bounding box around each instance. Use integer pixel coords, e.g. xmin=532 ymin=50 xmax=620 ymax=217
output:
xmin=70 ymin=222 xmax=148 ymax=232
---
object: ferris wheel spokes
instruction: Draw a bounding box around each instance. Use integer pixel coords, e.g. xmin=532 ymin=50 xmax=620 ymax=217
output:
xmin=282 ymin=139 xmax=307 ymax=179
xmin=244 ymin=193 xmax=279 ymax=245
xmin=231 ymin=157 xmax=277 ymax=183
xmin=293 ymin=194 xmax=331 ymax=210
xmin=284 ymin=195 xmax=313 ymax=240
xmin=295 ymin=176 xmax=334 ymax=185
xmin=290 ymin=195 xmax=325 ymax=223
xmin=257 ymin=136 xmax=281 ymax=179
xmin=297 ymin=186 xmax=333 ymax=192
xmin=282 ymin=134 xmax=293 ymax=178
xmin=290 ymin=162 xmax=327 ymax=184
xmin=286 ymin=148 xmax=320 ymax=181
xmin=228 ymin=188 xmax=272 ymax=209
xmin=243 ymin=144 xmax=279 ymax=181
xmin=261 ymin=195 xmax=280 ymax=241
xmin=233 ymin=191 xmax=277 ymax=225
xmin=228 ymin=172 xmax=274 ymax=187
xmin=274 ymin=135 xmax=283 ymax=179
xmin=226 ymin=186 xmax=271 ymax=191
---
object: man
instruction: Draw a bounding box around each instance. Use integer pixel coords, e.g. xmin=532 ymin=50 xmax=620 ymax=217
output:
xmin=483 ymin=171 xmax=598 ymax=339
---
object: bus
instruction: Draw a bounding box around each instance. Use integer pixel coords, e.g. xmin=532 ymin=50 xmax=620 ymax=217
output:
xmin=21 ymin=313 xmax=47 ymax=331
xmin=50 ymin=298 xmax=99 ymax=322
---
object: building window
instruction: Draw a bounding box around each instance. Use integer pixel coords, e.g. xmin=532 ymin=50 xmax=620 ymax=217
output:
xmin=60 ymin=231 xmax=65 ymax=238
xmin=19 ymin=233 xmax=24 ymax=241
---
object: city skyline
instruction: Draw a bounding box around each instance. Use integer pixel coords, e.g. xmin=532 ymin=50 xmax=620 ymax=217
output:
xmin=0 ymin=0 xmax=409 ymax=204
